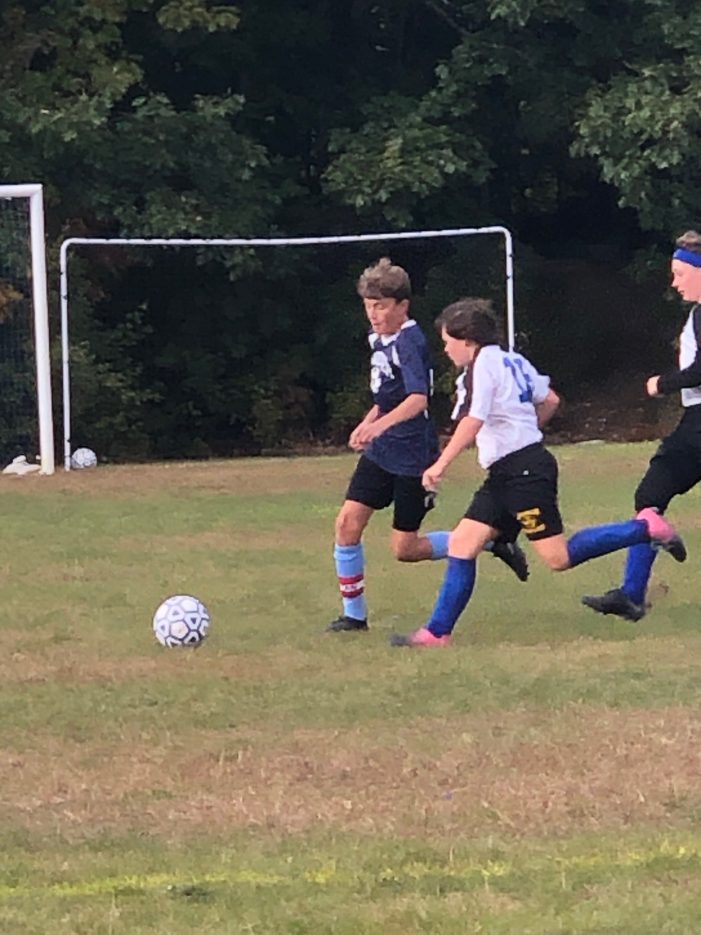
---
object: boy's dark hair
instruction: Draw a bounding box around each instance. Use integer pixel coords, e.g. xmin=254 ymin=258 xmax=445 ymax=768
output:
xmin=356 ymin=257 xmax=411 ymax=301
xmin=435 ymin=298 xmax=500 ymax=346
xmin=675 ymin=230 xmax=701 ymax=254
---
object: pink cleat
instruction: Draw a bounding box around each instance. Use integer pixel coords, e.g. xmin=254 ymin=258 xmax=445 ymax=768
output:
xmin=390 ymin=627 xmax=452 ymax=648
xmin=636 ymin=508 xmax=687 ymax=562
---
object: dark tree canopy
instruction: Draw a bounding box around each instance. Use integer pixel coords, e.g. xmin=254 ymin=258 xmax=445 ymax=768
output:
xmin=0 ymin=0 xmax=692 ymax=458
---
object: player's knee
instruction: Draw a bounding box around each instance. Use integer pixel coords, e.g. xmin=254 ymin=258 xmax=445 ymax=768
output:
xmin=534 ymin=543 xmax=571 ymax=571
xmin=634 ymin=472 xmax=670 ymax=514
xmin=335 ymin=511 xmax=363 ymax=543
xmin=447 ymin=529 xmax=483 ymax=560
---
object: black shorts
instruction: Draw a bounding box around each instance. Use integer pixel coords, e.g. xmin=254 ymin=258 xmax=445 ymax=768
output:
xmin=345 ymin=455 xmax=435 ymax=533
xmin=635 ymin=405 xmax=701 ymax=512
xmin=465 ymin=443 xmax=564 ymax=541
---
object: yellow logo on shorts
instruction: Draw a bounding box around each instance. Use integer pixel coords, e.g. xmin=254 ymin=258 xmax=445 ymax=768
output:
xmin=517 ymin=507 xmax=546 ymax=536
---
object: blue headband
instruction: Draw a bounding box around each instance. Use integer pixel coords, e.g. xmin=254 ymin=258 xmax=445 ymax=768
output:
xmin=673 ymin=248 xmax=701 ymax=268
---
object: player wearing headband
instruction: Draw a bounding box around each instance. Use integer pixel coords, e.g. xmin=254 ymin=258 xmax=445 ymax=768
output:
xmin=582 ymin=230 xmax=701 ymax=621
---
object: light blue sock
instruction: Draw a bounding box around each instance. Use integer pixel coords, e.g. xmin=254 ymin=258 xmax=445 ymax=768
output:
xmin=426 ymin=557 xmax=476 ymax=637
xmin=622 ymin=542 xmax=657 ymax=606
xmin=334 ymin=543 xmax=367 ymax=621
xmin=426 ymin=531 xmax=450 ymax=560
xmin=567 ymin=519 xmax=648 ymax=568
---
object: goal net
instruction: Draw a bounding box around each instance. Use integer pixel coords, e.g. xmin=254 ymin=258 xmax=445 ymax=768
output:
xmin=59 ymin=228 xmax=514 ymax=469
xmin=0 ymin=185 xmax=54 ymax=474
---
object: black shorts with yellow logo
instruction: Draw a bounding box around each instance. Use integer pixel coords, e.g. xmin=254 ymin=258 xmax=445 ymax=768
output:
xmin=464 ymin=442 xmax=563 ymax=541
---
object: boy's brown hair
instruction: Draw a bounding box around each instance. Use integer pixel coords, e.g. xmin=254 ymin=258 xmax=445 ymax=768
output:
xmin=675 ymin=230 xmax=701 ymax=254
xmin=435 ymin=297 xmax=501 ymax=346
xmin=356 ymin=257 xmax=411 ymax=301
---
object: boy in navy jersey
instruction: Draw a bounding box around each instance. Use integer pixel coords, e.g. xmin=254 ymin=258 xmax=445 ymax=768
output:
xmin=583 ymin=229 xmax=701 ymax=621
xmin=391 ymin=298 xmax=686 ymax=647
xmin=328 ymin=261 xmax=528 ymax=633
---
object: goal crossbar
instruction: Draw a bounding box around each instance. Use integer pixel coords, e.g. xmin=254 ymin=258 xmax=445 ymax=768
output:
xmin=59 ymin=226 xmax=515 ymax=469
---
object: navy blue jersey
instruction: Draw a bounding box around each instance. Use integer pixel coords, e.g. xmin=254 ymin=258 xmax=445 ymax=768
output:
xmin=364 ymin=319 xmax=439 ymax=476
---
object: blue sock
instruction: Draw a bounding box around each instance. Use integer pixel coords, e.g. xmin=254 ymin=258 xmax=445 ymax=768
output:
xmin=426 ymin=557 xmax=476 ymax=637
xmin=426 ymin=531 xmax=450 ymax=560
xmin=567 ymin=520 xmax=648 ymax=568
xmin=622 ymin=542 xmax=657 ymax=606
xmin=334 ymin=543 xmax=367 ymax=621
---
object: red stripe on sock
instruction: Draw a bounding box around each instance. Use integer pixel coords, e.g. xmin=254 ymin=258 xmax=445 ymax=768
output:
xmin=339 ymin=573 xmax=364 ymax=599
xmin=341 ymin=587 xmax=364 ymax=599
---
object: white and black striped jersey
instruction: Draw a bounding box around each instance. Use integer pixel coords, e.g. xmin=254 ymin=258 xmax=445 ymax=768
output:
xmin=452 ymin=344 xmax=551 ymax=468
xmin=658 ymin=304 xmax=701 ymax=407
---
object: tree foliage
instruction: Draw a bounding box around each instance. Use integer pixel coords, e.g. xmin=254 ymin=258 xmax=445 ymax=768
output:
xmin=0 ymin=0 xmax=694 ymax=458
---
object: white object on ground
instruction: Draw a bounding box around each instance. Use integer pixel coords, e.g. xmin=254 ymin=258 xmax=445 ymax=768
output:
xmin=2 ymin=455 xmax=40 ymax=476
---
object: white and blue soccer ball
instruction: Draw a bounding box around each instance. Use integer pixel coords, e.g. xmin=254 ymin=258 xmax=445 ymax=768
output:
xmin=153 ymin=594 xmax=211 ymax=648
xmin=71 ymin=447 xmax=97 ymax=469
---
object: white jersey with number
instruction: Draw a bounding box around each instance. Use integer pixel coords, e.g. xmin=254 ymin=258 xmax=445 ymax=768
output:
xmin=452 ymin=344 xmax=551 ymax=468
xmin=679 ymin=308 xmax=701 ymax=408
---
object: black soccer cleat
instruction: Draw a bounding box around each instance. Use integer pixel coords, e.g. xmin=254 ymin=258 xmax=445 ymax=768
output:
xmin=491 ymin=539 xmax=529 ymax=582
xmin=325 ymin=615 xmax=369 ymax=633
xmin=581 ymin=588 xmax=645 ymax=622
xmin=636 ymin=508 xmax=687 ymax=563
xmin=656 ymin=536 xmax=688 ymax=563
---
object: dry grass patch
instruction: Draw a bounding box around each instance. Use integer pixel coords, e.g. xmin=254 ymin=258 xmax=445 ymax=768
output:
xmin=0 ymin=457 xmax=349 ymax=499
xmin=3 ymin=635 xmax=692 ymax=688
xmin=4 ymin=704 xmax=701 ymax=843
xmin=0 ymin=648 xmax=271 ymax=685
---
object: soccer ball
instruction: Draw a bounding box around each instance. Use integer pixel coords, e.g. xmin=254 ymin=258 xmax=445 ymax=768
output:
xmin=71 ymin=447 xmax=97 ymax=469
xmin=153 ymin=594 xmax=210 ymax=648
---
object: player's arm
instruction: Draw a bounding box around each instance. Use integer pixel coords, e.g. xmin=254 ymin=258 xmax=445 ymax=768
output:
xmin=422 ymin=415 xmax=483 ymax=491
xmin=653 ymin=308 xmax=701 ymax=395
xmin=349 ymin=404 xmax=380 ymax=450
xmin=535 ymin=388 xmax=560 ymax=427
xmin=652 ymin=355 xmax=701 ymax=395
xmin=356 ymin=404 xmax=380 ymax=426
xmin=354 ymin=393 xmax=427 ymax=446
xmin=355 ymin=329 xmax=431 ymax=443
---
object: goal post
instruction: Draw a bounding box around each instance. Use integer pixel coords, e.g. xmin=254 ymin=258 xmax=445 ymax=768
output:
xmin=0 ymin=184 xmax=55 ymax=475
xmin=59 ymin=226 xmax=515 ymax=470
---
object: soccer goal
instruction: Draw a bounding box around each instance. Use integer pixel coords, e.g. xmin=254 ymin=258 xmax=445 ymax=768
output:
xmin=59 ymin=226 xmax=514 ymax=469
xmin=0 ymin=184 xmax=55 ymax=475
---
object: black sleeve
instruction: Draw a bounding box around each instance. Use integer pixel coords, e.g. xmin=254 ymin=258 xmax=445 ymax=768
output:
xmin=657 ymin=306 xmax=701 ymax=394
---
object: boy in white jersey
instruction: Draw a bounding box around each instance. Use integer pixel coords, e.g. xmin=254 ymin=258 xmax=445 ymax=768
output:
xmin=583 ymin=229 xmax=701 ymax=622
xmin=391 ymin=298 xmax=686 ymax=647
xmin=328 ymin=263 xmax=529 ymax=634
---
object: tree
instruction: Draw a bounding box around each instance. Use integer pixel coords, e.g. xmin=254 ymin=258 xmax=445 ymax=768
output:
xmin=0 ymin=0 xmax=692 ymax=456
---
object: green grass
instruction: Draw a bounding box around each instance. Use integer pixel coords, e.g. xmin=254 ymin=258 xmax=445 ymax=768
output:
xmin=3 ymin=831 xmax=701 ymax=933
xmin=1 ymin=443 xmax=701 ymax=932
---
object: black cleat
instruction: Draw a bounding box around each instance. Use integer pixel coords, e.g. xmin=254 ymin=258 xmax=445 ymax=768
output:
xmin=491 ymin=539 xmax=529 ymax=582
xmin=325 ymin=615 xmax=369 ymax=633
xmin=656 ymin=537 xmax=688 ymax=563
xmin=581 ymin=588 xmax=645 ymax=622
xmin=637 ymin=507 xmax=687 ymax=563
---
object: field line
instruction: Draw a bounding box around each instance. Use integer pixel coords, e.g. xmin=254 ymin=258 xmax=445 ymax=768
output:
xmin=0 ymin=840 xmax=698 ymax=900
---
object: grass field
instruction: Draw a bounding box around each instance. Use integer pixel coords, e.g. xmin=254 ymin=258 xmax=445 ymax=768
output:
xmin=2 ymin=442 xmax=701 ymax=933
